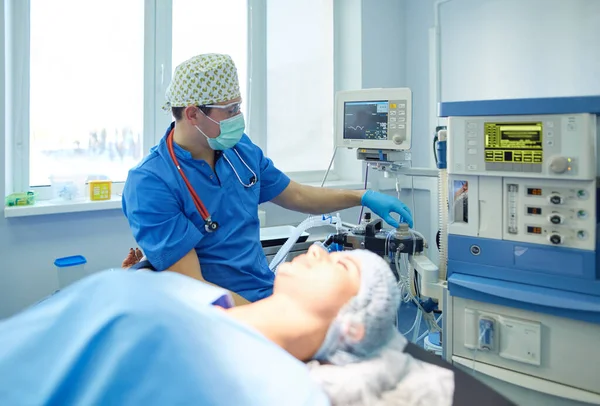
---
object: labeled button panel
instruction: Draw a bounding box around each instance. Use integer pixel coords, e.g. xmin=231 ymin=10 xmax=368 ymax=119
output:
xmin=387 ymin=99 xmax=408 ymax=144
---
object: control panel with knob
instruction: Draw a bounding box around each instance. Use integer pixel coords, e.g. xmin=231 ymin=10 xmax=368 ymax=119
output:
xmin=548 ymin=194 xmax=564 ymax=205
xmin=392 ymin=134 xmax=405 ymax=145
xmin=547 ymin=213 xmax=565 ymax=225
xmin=548 ymin=233 xmax=564 ymax=245
xmin=549 ymin=156 xmax=570 ymax=174
xmin=504 ymin=177 xmax=594 ymax=250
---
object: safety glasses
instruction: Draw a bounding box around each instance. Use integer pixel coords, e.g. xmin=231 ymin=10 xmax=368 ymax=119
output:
xmin=204 ymin=101 xmax=242 ymax=116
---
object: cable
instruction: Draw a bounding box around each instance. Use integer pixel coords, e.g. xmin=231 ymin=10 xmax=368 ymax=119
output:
xmin=395 ymin=244 xmax=442 ymax=341
xmin=400 ymin=304 xmax=421 ymax=336
xmin=471 ymin=329 xmax=487 ymax=375
xmin=357 ymin=163 xmax=370 ymax=223
xmin=320 ymin=146 xmax=338 ymax=188
xmin=303 ymin=146 xmax=337 ymax=221
xmin=411 ymin=174 xmax=416 ymax=229
xmin=432 ymin=134 xmax=439 ymax=164
xmin=411 ymin=309 xmax=423 ymax=343
xmin=409 ymin=229 xmax=420 ymax=298
xmin=408 ymin=159 xmax=417 ymax=230
xmin=416 ymin=314 xmax=443 ymax=342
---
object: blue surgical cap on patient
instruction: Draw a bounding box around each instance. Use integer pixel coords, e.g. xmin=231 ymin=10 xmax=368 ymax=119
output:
xmin=313 ymin=249 xmax=402 ymax=365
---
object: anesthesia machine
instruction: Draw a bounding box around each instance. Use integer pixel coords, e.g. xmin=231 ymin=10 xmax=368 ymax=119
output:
xmin=439 ymin=96 xmax=600 ymax=406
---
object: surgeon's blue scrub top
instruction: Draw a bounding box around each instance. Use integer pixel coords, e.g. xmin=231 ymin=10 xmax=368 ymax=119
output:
xmin=123 ymin=123 xmax=290 ymax=302
xmin=0 ymin=271 xmax=330 ymax=406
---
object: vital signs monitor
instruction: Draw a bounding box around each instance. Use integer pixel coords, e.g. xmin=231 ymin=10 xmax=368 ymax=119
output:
xmin=335 ymin=88 xmax=412 ymax=151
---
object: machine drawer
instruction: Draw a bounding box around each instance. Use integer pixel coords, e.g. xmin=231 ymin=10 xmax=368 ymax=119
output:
xmin=451 ymin=297 xmax=600 ymax=395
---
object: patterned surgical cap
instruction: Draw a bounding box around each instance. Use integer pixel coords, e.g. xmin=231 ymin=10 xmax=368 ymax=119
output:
xmin=163 ymin=53 xmax=241 ymax=110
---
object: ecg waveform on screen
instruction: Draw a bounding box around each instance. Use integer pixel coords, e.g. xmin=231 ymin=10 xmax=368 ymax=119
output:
xmin=343 ymin=102 xmax=388 ymax=141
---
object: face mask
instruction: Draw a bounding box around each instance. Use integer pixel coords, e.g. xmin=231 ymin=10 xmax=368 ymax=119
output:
xmin=195 ymin=111 xmax=245 ymax=150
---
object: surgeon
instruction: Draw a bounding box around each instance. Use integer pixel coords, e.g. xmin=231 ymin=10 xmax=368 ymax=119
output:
xmin=122 ymin=53 xmax=413 ymax=303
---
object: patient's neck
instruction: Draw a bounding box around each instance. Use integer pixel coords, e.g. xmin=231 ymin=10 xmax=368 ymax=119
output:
xmin=225 ymin=294 xmax=332 ymax=361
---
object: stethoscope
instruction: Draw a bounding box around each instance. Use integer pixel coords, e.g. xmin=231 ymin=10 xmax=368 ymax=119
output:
xmin=167 ymin=129 xmax=258 ymax=233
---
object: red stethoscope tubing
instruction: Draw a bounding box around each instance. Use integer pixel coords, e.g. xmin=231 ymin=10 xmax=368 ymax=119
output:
xmin=166 ymin=129 xmax=211 ymax=220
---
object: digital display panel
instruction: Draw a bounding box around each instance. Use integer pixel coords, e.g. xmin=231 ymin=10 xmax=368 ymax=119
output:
xmin=527 ymin=207 xmax=542 ymax=215
xmin=527 ymin=188 xmax=543 ymax=196
xmin=527 ymin=226 xmax=542 ymax=235
xmin=484 ymin=122 xmax=543 ymax=164
xmin=343 ymin=101 xmax=388 ymax=140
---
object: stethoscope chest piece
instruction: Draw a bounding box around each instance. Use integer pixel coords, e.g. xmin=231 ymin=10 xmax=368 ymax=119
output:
xmin=205 ymin=219 xmax=219 ymax=233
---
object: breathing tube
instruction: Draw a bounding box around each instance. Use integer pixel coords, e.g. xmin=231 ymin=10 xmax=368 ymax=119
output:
xmin=269 ymin=214 xmax=343 ymax=272
xmin=436 ymin=129 xmax=448 ymax=280
xmin=395 ymin=129 xmax=447 ymax=342
xmin=389 ymin=226 xmax=441 ymax=341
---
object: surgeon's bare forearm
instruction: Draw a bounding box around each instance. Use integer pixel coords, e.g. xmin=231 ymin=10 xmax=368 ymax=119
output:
xmin=225 ymin=294 xmax=330 ymax=361
xmin=170 ymin=249 xmax=249 ymax=306
xmin=169 ymin=249 xmax=204 ymax=280
xmin=273 ymin=181 xmax=366 ymax=214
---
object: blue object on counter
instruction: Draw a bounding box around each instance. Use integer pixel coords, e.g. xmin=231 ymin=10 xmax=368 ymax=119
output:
xmin=54 ymin=255 xmax=87 ymax=268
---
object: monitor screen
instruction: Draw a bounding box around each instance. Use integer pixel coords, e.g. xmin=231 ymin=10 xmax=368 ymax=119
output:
xmin=343 ymin=101 xmax=389 ymax=141
xmin=335 ymin=88 xmax=411 ymax=151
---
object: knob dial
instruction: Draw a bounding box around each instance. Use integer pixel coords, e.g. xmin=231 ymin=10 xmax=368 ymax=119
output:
xmin=548 ymin=234 xmax=563 ymax=245
xmin=548 ymin=214 xmax=564 ymax=225
xmin=549 ymin=156 xmax=569 ymax=174
xmin=392 ymin=134 xmax=405 ymax=144
xmin=548 ymin=194 xmax=564 ymax=205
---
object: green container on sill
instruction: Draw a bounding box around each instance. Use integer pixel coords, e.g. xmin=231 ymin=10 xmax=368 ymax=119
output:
xmin=5 ymin=191 xmax=38 ymax=207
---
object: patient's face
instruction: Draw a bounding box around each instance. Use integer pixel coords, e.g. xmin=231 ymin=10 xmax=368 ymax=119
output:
xmin=274 ymin=245 xmax=361 ymax=320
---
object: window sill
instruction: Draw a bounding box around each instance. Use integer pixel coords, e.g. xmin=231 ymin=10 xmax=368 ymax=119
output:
xmin=302 ymin=180 xmax=369 ymax=190
xmin=3 ymin=181 xmax=367 ymax=219
xmin=4 ymin=196 xmax=123 ymax=218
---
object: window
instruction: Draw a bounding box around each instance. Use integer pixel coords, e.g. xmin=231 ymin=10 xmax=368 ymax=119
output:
xmin=172 ymin=0 xmax=248 ymax=118
xmin=29 ymin=0 xmax=145 ymax=188
xmin=5 ymin=1 xmax=339 ymax=205
xmin=266 ymin=0 xmax=335 ymax=173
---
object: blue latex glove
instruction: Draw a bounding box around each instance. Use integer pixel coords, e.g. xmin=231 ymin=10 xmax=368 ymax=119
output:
xmin=361 ymin=190 xmax=413 ymax=228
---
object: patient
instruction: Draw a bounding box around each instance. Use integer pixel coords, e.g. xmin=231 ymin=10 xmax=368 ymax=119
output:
xmin=0 ymin=245 xmax=365 ymax=405
xmin=0 ymin=245 xmax=449 ymax=405
xmin=122 ymin=244 xmax=362 ymax=360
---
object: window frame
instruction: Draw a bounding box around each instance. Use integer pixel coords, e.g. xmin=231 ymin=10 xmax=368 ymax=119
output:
xmin=5 ymin=0 xmax=344 ymax=204
xmin=5 ymin=0 xmax=168 ymax=201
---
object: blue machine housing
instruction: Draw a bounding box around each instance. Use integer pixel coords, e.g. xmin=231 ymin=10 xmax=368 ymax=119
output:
xmin=447 ymin=235 xmax=600 ymax=324
xmin=439 ymin=96 xmax=600 ymax=324
xmin=438 ymin=95 xmax=600 ymax=117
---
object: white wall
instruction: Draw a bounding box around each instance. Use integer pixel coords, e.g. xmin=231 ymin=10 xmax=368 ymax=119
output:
xmin=440 ymin=0 xmax=600 ymax=101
